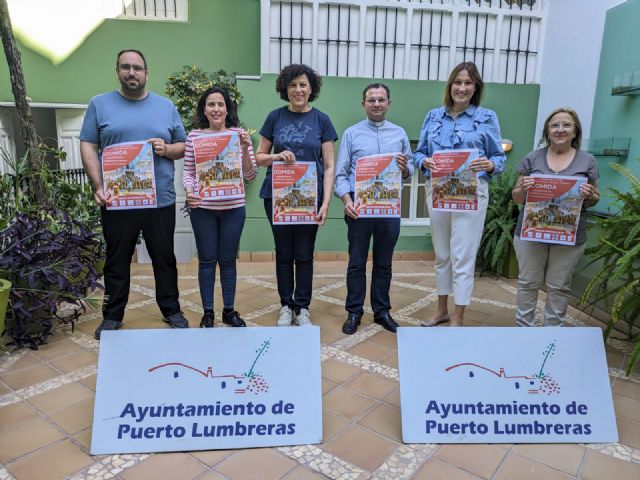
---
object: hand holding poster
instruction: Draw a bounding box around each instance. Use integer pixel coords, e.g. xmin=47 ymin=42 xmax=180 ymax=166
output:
xmin=354 ymin=153 xmax=402 ymax=218
xmin=521 ymin=174 xmax=586 ymax=246
xmin=102 ymin=141 xmax=156 ymax=210
xmin=431 ymin=149 xmax=479 ymax=212
xmin=193 ymin=131 xmax=244 ymax=200
xmin=272 ymin=161 xmax=317 ymax=225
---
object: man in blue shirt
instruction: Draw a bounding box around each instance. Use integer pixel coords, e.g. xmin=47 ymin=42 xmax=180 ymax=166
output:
xmin=334 ymin=83 xmax=413 ymax=334
xmin=80 ymin=49 xmax=188 ymax=339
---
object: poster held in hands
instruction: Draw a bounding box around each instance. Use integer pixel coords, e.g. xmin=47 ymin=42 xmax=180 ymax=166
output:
xmin=354 ymin=153 xmax=402 ymax=218
xmin=193 ymin=131 xmax=244 ymax=200
xmin=521 ymin=174 xmax=586 ymax=246
xmin=272 ymin=161 xmax=317 ymax=225
xmin=431 ymin=149 xmax=479 ymax=212
xmin=102 ymin=141 xmax=157 ymax=210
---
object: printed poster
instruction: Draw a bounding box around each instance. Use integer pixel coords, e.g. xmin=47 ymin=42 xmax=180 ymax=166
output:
xmin=91 ymin=327 xmax=322 ymax=454
xmin=272 ymin=161 xmax=317 ymax=225
xmin=398 ymin=327 xmax=617 ymax=443
xmin=521 ymin=174 xmax=586 ymax=246
xmin=354 ymin=153 xmax=402 ymax=218
xmin=193 ymin=131 xmax=244 ymax=200
xmin=102 ymin=141 xmax=156 ymax=210
xmin=431 ymin=149 xmax=479 ymax=212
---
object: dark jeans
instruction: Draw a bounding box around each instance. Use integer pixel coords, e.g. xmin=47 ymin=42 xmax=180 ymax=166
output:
xmin=190 ymin=206 xmax=246 ymax=310
xmin=264 ymin=198 xmax=318 ymax=313
xmin=100 ymin=204 xmax=180 ymax=322
xmin=345 ymin=214 xmax=400 ymax=317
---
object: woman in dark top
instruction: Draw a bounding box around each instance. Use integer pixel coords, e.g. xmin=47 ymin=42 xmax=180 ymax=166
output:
xmin=512 ymin=108 xmax=599 ymax=326
xmin=255 ymin=64 xmax=337 ymax=327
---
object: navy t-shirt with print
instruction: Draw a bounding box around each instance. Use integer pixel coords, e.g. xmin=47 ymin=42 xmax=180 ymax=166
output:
xmin=259 ymin=106 xmax=338 ymax=200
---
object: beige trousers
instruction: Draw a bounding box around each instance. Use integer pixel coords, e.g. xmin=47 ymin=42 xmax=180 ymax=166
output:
xmin=513 ymin=235 xmax=586 ymax=326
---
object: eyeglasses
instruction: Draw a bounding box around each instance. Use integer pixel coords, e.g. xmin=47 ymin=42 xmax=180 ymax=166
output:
xmin=549 ymin=122 xmax=574 ymax=131
xmin=119 ymin=64 xmax=146 ymax=73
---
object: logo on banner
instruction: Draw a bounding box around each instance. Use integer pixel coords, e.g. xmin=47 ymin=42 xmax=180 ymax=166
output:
xmin=445 ymin=341 xmax=561 ymax=396
xmin=148 ymin=339 xmax=272 ymax=395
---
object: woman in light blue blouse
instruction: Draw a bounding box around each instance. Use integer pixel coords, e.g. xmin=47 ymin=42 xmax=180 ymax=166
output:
xmin=414 ymin=62 xmax=505 ymax=327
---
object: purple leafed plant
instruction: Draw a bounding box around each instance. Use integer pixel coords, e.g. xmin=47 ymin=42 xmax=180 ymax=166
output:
xmin=0 ymin=207 xmax=104 ymax=349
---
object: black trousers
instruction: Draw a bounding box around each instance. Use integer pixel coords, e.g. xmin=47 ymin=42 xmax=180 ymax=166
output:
xmin=264 ymin=199 xmax=318 ymax=313
xmin=100 ymin=204 xmax=180 ymax=322
xmin=345 ymin=214 xmax=400 ymax=317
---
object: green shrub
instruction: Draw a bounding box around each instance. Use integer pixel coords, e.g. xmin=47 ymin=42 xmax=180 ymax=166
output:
xmin=165 ymin=66 xmax=242 ymax=131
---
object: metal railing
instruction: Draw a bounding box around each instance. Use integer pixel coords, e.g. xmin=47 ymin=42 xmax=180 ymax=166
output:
xmin=111 ymin=0 xmax=188 ymax=21
xmin=263 ymin=0 xmax=544 ymax=83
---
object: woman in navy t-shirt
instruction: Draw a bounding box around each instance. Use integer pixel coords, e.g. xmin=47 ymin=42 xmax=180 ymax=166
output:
xmin=255 ymin=64 xmax=337 ymax=327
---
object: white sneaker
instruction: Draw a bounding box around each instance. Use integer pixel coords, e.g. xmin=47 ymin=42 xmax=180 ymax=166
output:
xmin=277 ymin=306 xmax=293 ymax=326
xmin=296 ymin=308 xmax=312 ymax=326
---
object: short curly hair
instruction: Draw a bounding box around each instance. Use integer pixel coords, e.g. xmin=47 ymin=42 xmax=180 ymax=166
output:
xmin=275 ymin=64 xmax=322 ymax=102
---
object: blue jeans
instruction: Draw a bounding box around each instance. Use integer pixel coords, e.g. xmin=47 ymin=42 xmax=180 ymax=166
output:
xmin=190 ymin=206 xmax=246 ymax=310
xmin=345 ymin=214 xmax=400 ymax=317
xmin=264 ymin=199 xmax=318 ymax=313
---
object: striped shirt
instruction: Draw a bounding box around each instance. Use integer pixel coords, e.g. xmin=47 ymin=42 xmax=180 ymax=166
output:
xmin=183 ymin=128 xmax=257 ymax=210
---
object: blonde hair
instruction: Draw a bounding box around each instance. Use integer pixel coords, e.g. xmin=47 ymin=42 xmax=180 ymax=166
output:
xmin=541 ymin=108 xmax=582 ymax=149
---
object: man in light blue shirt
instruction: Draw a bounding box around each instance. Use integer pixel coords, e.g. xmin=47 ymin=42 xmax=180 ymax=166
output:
xmin=335 ymin=83 xmax=413 ymax=334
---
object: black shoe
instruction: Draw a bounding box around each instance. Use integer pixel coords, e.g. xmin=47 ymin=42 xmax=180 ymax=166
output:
xmin=94 ymin=319 xmax=123 ymax=340
xmin=374 ymin=312 xmax=399 ymax=333
xmin=222 ymin=310 xmax=246 ymax=327
xmin=163 ymin=311 xmax=189 ymax=328
xmin=200 ymin=311 xmax=214 ymax=328
xmin=342 ymin=313 xmax=361 ymax=335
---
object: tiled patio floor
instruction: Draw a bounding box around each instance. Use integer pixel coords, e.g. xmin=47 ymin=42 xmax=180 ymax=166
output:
xmin=0 ymin=259 xmax=639 ymax=480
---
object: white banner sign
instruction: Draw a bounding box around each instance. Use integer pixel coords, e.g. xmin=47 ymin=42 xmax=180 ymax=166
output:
xmin=397 ymin=327 xmax=617 ymax=443
xmin=91 ymin=327 xmax=322 ymax=454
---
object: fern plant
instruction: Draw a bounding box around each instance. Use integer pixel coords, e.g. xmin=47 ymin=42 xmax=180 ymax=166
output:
xmin=476 ymin=167 xmax=520 ymax=276
xmin=580 ymin=163 xmax=640 ymax=375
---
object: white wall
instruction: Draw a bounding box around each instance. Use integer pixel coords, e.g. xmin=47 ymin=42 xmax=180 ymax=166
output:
xmin=535 ymin=0 xmax=625 ymax=148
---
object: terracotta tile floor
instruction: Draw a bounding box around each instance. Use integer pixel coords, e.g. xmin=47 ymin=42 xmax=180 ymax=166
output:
xmin=0 ymin=259 xmax=639 ymax=480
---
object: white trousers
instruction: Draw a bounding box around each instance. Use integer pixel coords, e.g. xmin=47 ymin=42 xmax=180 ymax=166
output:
xmin=513 ymin=235 xmax=586 ymax=327
xmin=426 ymin=181 xmax=489 ymax=305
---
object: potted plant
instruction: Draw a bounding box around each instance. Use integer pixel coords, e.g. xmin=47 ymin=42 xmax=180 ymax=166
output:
xmin=476 ymin=167 xmax=520 ymax=277
xmin=0 ymin=148 xmax=104 ymax=349
xmin=581 ymin=163 xmax=640 ymax=375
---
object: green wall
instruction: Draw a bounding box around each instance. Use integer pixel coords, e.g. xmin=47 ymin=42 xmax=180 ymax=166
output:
xmin=0 ymin=0 xmax=540 ymax=252
xmin=237 ymin=75 xmax=539 ymax=251
xmin=0 ymin=0 xmax=260 ymax=104
xmin=589 ymin=0 xmax=640 ymax=213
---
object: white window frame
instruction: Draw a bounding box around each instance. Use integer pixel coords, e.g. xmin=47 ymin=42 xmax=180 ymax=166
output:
xmin=104 ymin=0 xmax=189 ymax=22
xmin=260 ymin=0 xmax=546 ymax=84
xmin=402 ymin=169 xmax=430 ymax=227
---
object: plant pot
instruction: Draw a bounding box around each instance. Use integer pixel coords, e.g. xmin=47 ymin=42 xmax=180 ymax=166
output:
xmin=0 ymin=278 xmax=10 ymax=337
xmin=501 ymin=243 xmax=519 ymax=279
